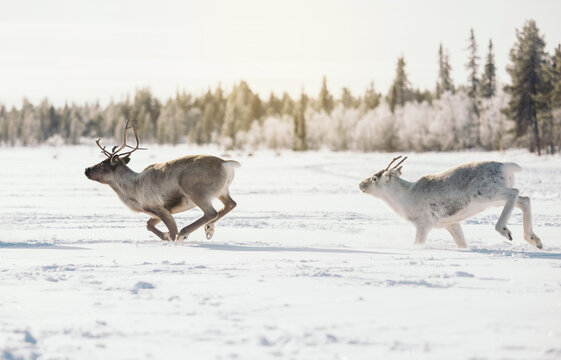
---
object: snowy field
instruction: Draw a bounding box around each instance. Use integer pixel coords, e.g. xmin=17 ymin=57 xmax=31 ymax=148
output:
xmin=1 ymin=145 xmax=560 ymax=360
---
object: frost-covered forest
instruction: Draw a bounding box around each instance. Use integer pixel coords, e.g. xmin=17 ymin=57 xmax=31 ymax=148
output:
xmin=1 ymin=20 xmax=560 ymax=154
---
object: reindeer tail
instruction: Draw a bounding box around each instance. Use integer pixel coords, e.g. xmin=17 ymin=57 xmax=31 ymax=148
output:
xmin=223 ymin=160 xmax=241 ymax=168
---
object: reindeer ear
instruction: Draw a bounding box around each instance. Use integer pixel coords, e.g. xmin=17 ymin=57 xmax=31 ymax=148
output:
xmin=382 ymin=171 xmax=392 ymax=182
xmin=385 ymin=168 xmax=402 ymax=180
xmin=121 ymin=155 xmax=131 ymax=164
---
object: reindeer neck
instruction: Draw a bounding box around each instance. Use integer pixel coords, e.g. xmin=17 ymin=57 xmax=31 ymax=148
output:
xmin=380 ymin=177 xmax=414 ymax=218
xmin=108 ymin=165 xmax=141 ymax=200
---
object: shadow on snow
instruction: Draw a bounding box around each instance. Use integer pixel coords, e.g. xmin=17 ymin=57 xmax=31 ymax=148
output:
xmin=190 ymin=242 xmax=397 ymax=255
xmin=466 ymin=247 xmax=561 ymax=260
xmin=0 ymin=241 xmax=86 ymax=250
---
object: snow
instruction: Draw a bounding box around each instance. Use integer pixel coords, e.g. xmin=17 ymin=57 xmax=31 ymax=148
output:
xmin=1 ymin=145 xmax=560 ymax=360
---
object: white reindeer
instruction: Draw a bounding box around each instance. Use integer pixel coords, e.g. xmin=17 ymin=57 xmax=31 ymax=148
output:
xmin=85 ymin=120 xmax=240 ymax=242
xmin=359 ymin=156 xmax=543 ymax=249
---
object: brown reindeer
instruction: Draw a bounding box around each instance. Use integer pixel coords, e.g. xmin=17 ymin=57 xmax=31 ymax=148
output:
xmin=85 ymin=120 xmax=240 ymax=241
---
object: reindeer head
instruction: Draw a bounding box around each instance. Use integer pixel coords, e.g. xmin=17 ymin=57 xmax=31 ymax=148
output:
xmin=359 ymin=155 xmax=407 ymax=196
xmin=85 ymin=119 xmax=146 ymax=184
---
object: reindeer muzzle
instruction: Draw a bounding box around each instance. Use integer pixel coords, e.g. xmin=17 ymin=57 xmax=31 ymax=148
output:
xmin=359 ymin=181 xmax=367 ymax=192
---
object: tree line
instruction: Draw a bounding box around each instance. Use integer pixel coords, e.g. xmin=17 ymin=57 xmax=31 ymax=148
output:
xmin=1 ymin=19 xmax=560 ymax=154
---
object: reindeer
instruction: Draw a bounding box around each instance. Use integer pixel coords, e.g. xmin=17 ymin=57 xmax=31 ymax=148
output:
xmin=85 ymin=120 xmax=240 ymax=241
xmin=359 ymin=156 xmax=543 ymax=249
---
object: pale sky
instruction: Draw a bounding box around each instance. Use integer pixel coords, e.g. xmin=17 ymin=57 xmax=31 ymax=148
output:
xmin=1 ymin=0 xmax=560 ymax=107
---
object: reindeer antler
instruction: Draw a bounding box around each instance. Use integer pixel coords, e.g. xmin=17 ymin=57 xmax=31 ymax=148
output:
xmin=111 ymin=119 xmax=134 ymax=155
xmin=118 ymin=120 xmax=147 ymax=157
xmin=96 ymin=139 xmax=113 ymax=157
xmin=391 ymin=156 xmax=407 ymax=170
xmin=384 ymin=156 xmax=402 ymax=172
xmin=94 ymin=119 xmax=147 ymax=159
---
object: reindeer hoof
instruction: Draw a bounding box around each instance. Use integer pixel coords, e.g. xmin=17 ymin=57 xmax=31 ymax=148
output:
xmin=496 ymin=225 xmax=513 ymax=241
xmin=162 ymin=232 xmax=173 ymax=241
xmin=175 ymin=233 xmax=187 ymax=242
xmin=525 ymin=234 xmax=543 ymax=249
xmin=205 ymin=223 xmax=215 ymax=240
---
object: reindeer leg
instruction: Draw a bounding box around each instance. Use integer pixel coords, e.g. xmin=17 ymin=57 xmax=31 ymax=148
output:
xmin=146 ymin=208 xmax=178 ymax=241
xmin=516 ymin=196 xmax=543 ymax=249
xmin=146 ymin=217 xmax=166 ymax=240
xmin=176 ymin=197 xmax=218 ymax=241
xmin=494 ymin=188 xmax=519 ymax=241
xmin=204 ymin=193 xmax=237 ymax=240
xmin=414 ymin=224 xmax=429 ymax=245
xmin=445 ymin=223 xmax=467 ymax=248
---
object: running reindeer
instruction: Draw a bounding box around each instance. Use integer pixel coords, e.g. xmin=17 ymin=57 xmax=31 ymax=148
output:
xmin=359 ymin=156 xmax=542 ymax=249
xmin=85 ymin=120 xmax=240 ymax=241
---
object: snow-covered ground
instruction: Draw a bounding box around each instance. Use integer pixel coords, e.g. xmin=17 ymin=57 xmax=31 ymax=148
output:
xmin=1 ymin=145 xmax=560 ymax=360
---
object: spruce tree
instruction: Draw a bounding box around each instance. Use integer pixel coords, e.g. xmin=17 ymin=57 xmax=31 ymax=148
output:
xmin=436 ymin=44 xmax=455 ymax=97
xmin=249 ymin=93 xmax=264 ymax=122
xmin=340 ymin=87 xmax=355 ymax=109
xmin=221 ymin=81 xmax=261 ymax=147
xmin=465 ymin=29 xmax=481 ymax=146
xmin=317 ymin=76 xmax=334 ymax=114
xmin=388 ymin=56 xmax=412 ymax=113
xmin=466 ymin=29 xmax=480 ymax=99
xmin=363 ymin=81 xmax=381 ymax=110
xmin=200 ymin=90 xmax=217 ymax=143
xmin=266 ymin=92 xmax=282 ymax=116
xmin=550 ymin=45 xmax=561 ymax=107
xmin=6 ymin=107 xmax=18 ymax=146
xmin=213 ymin=86 xmax=226 ymax=133
xmin=280 ymin=92 xmax=294 ymax=116
xmin=480 ymin=40 xmax=497 ymax=98
xmin=0 ymin=105 xmax=6 ymax=144
xmin=539 ymin=44 xmax=561 ymax=153
xmin=293 ymin=90 xmax=308 ymax=151
xmin=130 ymin=88 xmax=160 ymax=142
xmin=550 ymin=45 xmax=561 ymax=152
xmin=413 ymin=89 xmax=433 ymax=104
xmin=504 ymin=19 xmax=549 ymax=155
